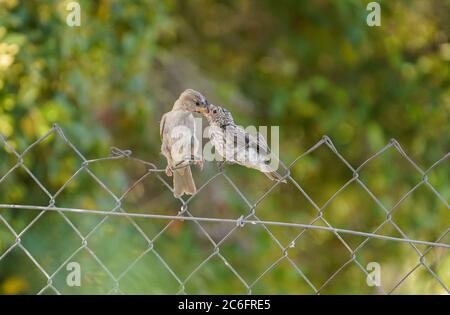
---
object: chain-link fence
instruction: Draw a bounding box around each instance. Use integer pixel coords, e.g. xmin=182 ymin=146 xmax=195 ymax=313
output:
xmin=0 ymin=124 xmax=448 ymax=294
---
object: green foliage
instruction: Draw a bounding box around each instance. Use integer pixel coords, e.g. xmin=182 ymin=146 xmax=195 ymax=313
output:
xmin=0 ymin=0 xmax=449 ymax=294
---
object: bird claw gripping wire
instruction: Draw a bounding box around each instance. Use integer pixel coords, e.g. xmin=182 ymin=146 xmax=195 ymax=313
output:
xmin=165 ymin=165 xmax=173 ymax=177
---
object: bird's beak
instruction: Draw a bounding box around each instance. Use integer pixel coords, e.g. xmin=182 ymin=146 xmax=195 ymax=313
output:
xmin=197 ymin=101 xmax=209 ymax=114
xmin=197 ymin=107 xmax=209 ymax=114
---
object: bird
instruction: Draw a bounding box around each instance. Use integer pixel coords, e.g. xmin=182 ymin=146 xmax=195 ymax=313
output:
xmin=160 ymin=89 xmax=209 ymax=197
xmin=204 ymin=104 xmax=286 ymax=183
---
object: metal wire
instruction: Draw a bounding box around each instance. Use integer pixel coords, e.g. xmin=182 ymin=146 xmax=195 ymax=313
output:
xmin=0 ymin=124 xmax=448 ymax=294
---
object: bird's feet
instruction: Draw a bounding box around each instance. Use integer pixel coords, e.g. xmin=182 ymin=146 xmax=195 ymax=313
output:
xmin=165 ymin=166 xmax=173 ymax=177
xmin=174 ymin=158 xmax=191 ymax=170
xmin=178 ymin=154 xmax=203 ymax=170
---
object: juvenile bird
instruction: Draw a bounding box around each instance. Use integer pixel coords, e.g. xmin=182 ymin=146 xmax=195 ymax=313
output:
xmin=204 ymin=104 xmax=286 ymax=183
xmin=160 ymin=89 xmax=208 ymax=197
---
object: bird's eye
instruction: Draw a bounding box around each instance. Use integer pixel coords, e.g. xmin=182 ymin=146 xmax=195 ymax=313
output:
xmin=213 ymin=109 xmax=217 ymax=114
xmin=195 ymin=101 xmax=200 ymax=106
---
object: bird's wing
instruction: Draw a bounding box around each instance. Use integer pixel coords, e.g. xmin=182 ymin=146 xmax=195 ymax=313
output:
xmin=231 ymin=126 xmax=270 ymax=157
xmin=165 ymin=110 xmax=196 ymax=160
xmin=254 ymin=131 xmax=270 ymax=154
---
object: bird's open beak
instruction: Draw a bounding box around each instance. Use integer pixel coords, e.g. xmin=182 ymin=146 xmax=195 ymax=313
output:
xmin=197 ymin=101 xmax=209 ymax=114
xmin=197 ymin=107 xmax=209 ymax=114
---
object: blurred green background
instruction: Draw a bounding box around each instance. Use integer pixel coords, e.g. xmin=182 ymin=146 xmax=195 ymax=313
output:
xmin=0 ymin=0 xmax=449 ymax=294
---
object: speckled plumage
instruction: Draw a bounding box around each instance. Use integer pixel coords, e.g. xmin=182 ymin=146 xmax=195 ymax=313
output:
xmin=205 ymin=104 xmax=286 ymax=183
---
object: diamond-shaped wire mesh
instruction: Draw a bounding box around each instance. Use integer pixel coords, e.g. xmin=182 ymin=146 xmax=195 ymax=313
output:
xmin=0 ymin=124 xmax=448 ymax=294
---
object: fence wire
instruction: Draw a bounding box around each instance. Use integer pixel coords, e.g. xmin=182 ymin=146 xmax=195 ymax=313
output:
xmin=0 ymin=124 xmax=448 ymax=294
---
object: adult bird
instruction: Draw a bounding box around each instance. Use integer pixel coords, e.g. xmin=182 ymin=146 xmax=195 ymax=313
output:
xmin=160 ymin=89 xmax=209 ymax=197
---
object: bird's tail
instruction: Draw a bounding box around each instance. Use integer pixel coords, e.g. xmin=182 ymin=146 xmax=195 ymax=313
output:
xmin=263 ymin=168 xmax=287 ymax=183
xmin=265 ymin=171 xmax=287 ymax=183
xmin=173 ymin=166 xmax=197 ymax=197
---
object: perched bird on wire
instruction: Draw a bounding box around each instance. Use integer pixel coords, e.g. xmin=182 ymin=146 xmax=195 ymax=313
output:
xmin=204 ymin=104 xmax=286 ymax=183
xmin=160 ymin=89 xmax=209 ymax=197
